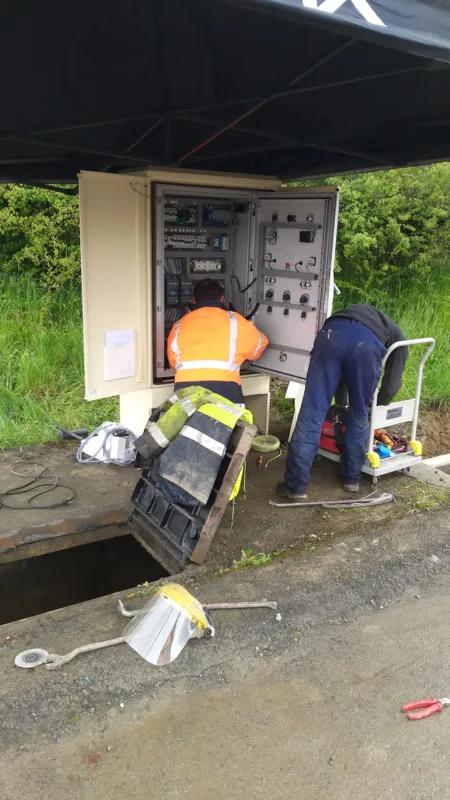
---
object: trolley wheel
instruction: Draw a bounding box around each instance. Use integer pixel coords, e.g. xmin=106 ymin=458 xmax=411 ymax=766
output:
xmin=371 ymin=476 xmax=378 ymax=487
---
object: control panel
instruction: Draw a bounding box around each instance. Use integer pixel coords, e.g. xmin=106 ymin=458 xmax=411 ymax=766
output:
xmin=153 ymin=184 xmax=252 ymax=379
xmin=248 ymin=193 xmax=338 ymax=382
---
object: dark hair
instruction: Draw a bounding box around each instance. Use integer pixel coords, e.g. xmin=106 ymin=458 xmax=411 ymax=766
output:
xmin=193 ymin=278 xmax=223 ymax=305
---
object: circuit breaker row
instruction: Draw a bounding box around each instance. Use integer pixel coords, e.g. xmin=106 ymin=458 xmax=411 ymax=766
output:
xmin=165 ymin=230 xmax=229 ymax=251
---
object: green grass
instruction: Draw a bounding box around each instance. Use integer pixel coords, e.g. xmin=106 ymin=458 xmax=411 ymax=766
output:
xmin=404 ymin=482 xmax=450 ymax=514
xmin=0 ymin=268 xmax=449 ymax=449
xmin=0 ymin=278 xmax=118 ymax=448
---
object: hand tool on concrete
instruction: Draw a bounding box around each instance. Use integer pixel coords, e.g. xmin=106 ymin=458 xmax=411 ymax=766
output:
xmin=402 ymin=697 xmax=450 ymax=720
xmin=203 ymin=601 xmax=277 ymax=611
xmin=15 ymin=584 xmax=214 ymax=670
xmin=118 ymin=598 xmax=278 ymax=618
xmin=15 ymin=587 xmax=279 ymax=672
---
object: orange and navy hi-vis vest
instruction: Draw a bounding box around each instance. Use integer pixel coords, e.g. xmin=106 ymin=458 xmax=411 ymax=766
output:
xmin=167 ymin=306 xmax=268 ymax=385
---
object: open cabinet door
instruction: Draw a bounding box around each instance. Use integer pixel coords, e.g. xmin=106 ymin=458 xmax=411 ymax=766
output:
xmin=248 ymin=188 xmax=339 ymax=382
xmin=79 ymin=171 xmax=150 ymax=400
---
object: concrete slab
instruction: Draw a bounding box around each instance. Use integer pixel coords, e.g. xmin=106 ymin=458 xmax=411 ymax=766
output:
xmin=0 ymin=442 xmax=135 ymax=562
xmin=424 ymin=453 xmax=450 ymax=469
xmin=2 ymin=507 xmax=450 ymax=799
xmin=409 ymin=461 xmax=450 ymax=489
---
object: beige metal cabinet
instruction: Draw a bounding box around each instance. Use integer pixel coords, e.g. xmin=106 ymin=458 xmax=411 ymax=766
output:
xmin=79 ymin=168 xmax=338 ymax=435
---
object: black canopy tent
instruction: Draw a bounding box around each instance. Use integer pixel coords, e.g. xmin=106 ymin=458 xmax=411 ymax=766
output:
xmin=1 ymin=0 xmax=450 ymax=185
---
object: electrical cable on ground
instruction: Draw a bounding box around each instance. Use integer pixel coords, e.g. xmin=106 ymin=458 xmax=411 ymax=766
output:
xmin=269 ymin=492 xmax=395 ymax=509
xmin=264 ymin=447 xmax=283 ymax=468
xmin=0 ymin=462 xmax=76 ymax=510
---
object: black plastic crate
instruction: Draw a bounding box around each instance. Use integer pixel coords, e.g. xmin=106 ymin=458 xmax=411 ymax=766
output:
xmin=129 ymin=421 xmax=257 ymax=574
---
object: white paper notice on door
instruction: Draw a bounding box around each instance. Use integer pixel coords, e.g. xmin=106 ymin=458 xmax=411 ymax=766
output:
xmin=103 ymin=329 xmax=135 ymax=381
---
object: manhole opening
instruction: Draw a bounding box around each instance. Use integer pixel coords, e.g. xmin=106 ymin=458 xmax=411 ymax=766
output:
xmin=0 ymin=534 xmax=168 ymax=625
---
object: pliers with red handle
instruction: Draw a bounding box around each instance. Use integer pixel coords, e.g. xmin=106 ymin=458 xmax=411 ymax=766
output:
xmin=402 ymin=697 xmax=450 ymax=720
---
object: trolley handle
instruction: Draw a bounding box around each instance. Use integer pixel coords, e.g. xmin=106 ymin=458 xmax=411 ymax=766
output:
xmin=371 ymin=337 xmax=435 ymax=445
xmin=379 ymin=338 xmax=436 ymax=370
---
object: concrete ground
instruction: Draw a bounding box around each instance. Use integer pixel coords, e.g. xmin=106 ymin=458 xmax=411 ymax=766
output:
xmin=0 ymin=442 xmax=135 ymax=562
xmin=2 ymin=505 xmax=450 ymax=799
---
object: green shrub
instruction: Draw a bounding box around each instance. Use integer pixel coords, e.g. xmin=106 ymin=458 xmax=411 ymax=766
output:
xmin=0 ymin=184 xmax=80 ymax=292
xmin=294 ymin=164 xmax=450 ymax=292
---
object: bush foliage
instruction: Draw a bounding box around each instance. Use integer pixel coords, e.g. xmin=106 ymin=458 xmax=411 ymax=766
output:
xmin=0 ymin=164 xmax=449 ymax=294
xmin=296 ymin=163 xmax=450 ymax=292
xmin=0 ymin=184 xmax=80 ymax=292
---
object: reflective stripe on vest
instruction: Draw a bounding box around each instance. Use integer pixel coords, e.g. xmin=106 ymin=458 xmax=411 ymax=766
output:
xmin=214 ymin=401 xmax=245 ymax=418
xmin=179 ymin=396 xmax=196 ymax=416
xmin=179 ymin=425 xmax=227 ymax=457
xmin=146 ymin=421 xmax=170 ymax=448
xmin=171 ymin=311 xmax=239 ymax=373
xmin=249 ymin=332 xmax=264 ymax=360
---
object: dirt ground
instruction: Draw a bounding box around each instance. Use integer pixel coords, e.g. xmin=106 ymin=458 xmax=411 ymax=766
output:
xmin=204 ymin=450 xmax=449 ymax=571
xmin=199 ymin=401 xmax=450 ymax=571
xmin=411 ymin=405 xmax=450 ymax=457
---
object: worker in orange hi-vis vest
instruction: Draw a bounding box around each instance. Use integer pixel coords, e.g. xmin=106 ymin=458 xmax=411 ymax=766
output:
xmin=167 ymin=278 xmax=268 ymax=405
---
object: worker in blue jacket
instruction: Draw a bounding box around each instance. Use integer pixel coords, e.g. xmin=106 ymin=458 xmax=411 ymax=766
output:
xmin=277 ymin=304 xmax=408 ymax=499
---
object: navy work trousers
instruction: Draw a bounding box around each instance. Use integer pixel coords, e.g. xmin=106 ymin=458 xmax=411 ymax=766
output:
xmin=285 ymin=318 xmax=386 ymax=493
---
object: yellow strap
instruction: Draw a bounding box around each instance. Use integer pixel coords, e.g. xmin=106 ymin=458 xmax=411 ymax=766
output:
xmin=229 ymin=465 xmax=243 ymax=501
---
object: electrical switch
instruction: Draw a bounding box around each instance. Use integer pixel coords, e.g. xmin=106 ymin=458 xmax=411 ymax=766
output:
xmin=165 ymin=277 xmax=179 ymax=306
xmin=180 ymin=279 xmax=193 ymax=305
xmin=282 ymin=291 xmax=291 ymax=303
xmin=264 ymin=253 xmax=277 ymax=267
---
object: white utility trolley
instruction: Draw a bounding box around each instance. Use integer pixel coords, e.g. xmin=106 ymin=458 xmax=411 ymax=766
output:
xmin=318 ymin=338 xmax=436 ymax=486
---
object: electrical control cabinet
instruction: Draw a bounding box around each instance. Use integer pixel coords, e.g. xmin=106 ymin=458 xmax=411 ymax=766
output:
xmin=153 ymin=183 xmax=339 ymax=383
xmin=153 ymin=183 xmax=254 ymax=379
xmin=79 ymin=169 xmax=338 ymax=412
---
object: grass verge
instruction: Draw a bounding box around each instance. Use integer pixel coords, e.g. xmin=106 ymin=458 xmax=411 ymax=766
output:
xmin=0 ymin=278 xmax=118 ymax=448
xmin=0 ymin=269 xmax=449 ymax=448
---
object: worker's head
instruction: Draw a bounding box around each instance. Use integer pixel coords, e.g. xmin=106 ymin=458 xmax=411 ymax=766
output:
xmin=193 ymin=279 xmax=224 ymax=307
